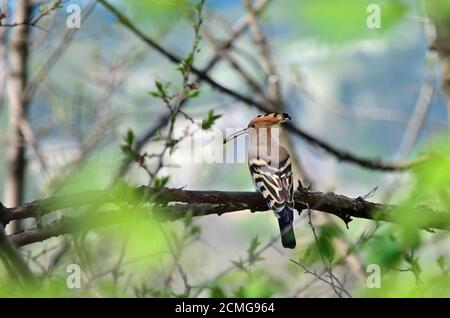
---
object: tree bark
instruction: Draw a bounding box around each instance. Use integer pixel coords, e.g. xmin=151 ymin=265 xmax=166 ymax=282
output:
xmin=1 ymin=186 xmax=449 ymax=247
xmin=5 ymin=0 xmax=31 ymax=234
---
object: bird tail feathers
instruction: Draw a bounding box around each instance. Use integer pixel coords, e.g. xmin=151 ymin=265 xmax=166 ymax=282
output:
xmin=277 ymin=207 xmax=296 ymax=249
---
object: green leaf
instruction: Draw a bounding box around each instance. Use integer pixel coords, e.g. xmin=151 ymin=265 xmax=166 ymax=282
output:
xmin=184 ymin=54 xmax=194 ymax=68
xmin=231 ymin=257 xmax=247 ymax=271
xmin=233 ymin=273 xmax=284 ymax=298
xmin=201 ymin=110 xmax=222 ymax=130
xmin=364 ymin=229 xmax=402 ymax=267
xmin=247 ymin=236 xmax=261 ymax=255
xmin=301 ymin=244 xmax=320 ymax=266
xmin=153 ymin=176 xmax=170 ymax=189
xmin=437 ymin=256 xmax=447 ymax=273
xmin=304 ymin=223 xmax=342 ymax=264
xmin=167 ymin=138 xmax=179 ymax=152
xmin=194 ymin=35 xmax=202 ymax=46
xmin=184 ymin=210 xmax=193 ymax=226
xmin=155 ymin=81 xmax=165 ymax=95
xmin=176 ymin=63 xmax=186 ymax=74
xmin=190 ymin=225 xmax=201 ymax=237
xmin=148 ymin=91 xmax=160 ymax=98
xmin=120 ymin=145 xmax=135 ymax=160
xmin=186 ymin=89 xmax=200 ymax=98
xmin=320 ymin=223 xmax=344 ymax=239
xmin=125 ymin=129 xmax=135 ymax=146
xmin=210 ymin=286 xmax=226 ymax=298
xmin=317 ymin=234 xmax=335 ymax=263
xmin=149 ymin=81 xmax=170 ymax=98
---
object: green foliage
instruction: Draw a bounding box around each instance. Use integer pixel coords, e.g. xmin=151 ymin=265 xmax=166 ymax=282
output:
xmin=201 ymin=110 xmax=222 ymax=130
xmin=125 ymin=129 xmax=135 ymax=146
xmin=297 ymin=0 xmax=407 ymax=43
xmin=167 ymin=138 xmax=180 ymax=154
xmin=427 ymin=0 xmax=450 ymax=28
xmin=210 ymin=286 xmax=227 ymax=298
xmin=39 ymin=4 xmax=47 ymax=13
xmin=152 ymin=176 xmax=170 ymax=189
xmin=301 ymin=222 xmax=343 ymax=266
xmin=123 ymin=0 xmax=191 ymax=26
xmin=120 ymin=129 xmax=139 ymax=162
xmin=231 ymin=257 xmax=248 ymax=272
xmin=437 ymin=255 xmax=448 ymax=274
xmin=364 ymin=228 xmax=403 ymax=267
xmin=209 ymin=269 xmax=285 ymax=298
xmin=0 ymin=277 xmax=73 ymax=298
xmin=247 ymin=236 xmax=264 ymax=266
xmin=233 ymin=271 xmax=284 ymax=298
xmin=359 ymin=140 xmax=450 ymax=297
xmin=247 ymin=236 xmax=261 ymax=255
xmin=186 ymin=88 xmax=200 ymax=98
xmin=148 ymin=81 xmax=171 ymax=98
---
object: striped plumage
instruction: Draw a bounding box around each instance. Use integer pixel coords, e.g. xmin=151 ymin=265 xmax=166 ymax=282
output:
xmin=224 ymin=112 xmax=296 ymax=249
xmin=248 ymin=155 xmax=295 ymax=248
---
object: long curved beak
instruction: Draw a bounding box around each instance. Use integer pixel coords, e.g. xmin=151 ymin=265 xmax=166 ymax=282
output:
xmin=223 ymin=128 xmax=248 ymax=144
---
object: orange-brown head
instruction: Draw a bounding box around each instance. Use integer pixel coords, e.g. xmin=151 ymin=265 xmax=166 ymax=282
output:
xmin=223 ymin=113 xmax=291 ymax=144
xmin=247 ymin=112 xmax=291 ymax=129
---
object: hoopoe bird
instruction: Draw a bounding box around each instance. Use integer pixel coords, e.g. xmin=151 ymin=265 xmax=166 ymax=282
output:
xmin=224 ymin=113 xmax=296 ymax=249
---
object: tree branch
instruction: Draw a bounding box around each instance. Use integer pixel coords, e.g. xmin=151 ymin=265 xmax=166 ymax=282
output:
xmin=1 ymin=185 xmax=448 ymax=247
xmin=23 ymin=0 xmax=96 ymax=103
xmin=0 ymin=0 xmax=63 ymax=29
xmin=0 ymin=202 xmax=35 ymax=282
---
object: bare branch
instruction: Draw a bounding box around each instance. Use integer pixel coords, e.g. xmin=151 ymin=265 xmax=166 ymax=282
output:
xmin=23 ymin=0 xmax=97 ymax=102
xmin=244 ymin=0 xmax=281 ymax=103
xmin=0 ymin=208 xmax=35 ymax=282
xmin=1 ymin=185 xmax=449 ymax=248
xmin=0 ymin=0 xmax=63 ymax=29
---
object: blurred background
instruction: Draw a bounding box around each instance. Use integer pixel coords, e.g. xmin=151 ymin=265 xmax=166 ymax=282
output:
xmin=0 ymin=0 xmax=449 ymax=297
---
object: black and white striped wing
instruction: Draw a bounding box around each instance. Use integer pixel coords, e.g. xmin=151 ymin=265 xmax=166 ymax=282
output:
xmin=249 ymin=157 xmax=294 ymax=214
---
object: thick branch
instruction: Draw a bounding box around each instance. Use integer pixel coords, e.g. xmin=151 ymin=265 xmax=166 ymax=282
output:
xmin=2 ymin=186 xmax=449 ymax=247
xmin=0 ymin=205 xmax=34 ymax=282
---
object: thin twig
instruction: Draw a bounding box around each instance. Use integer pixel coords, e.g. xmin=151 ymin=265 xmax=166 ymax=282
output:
xmin=0 ymin=0 xmax=64 ymax=29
